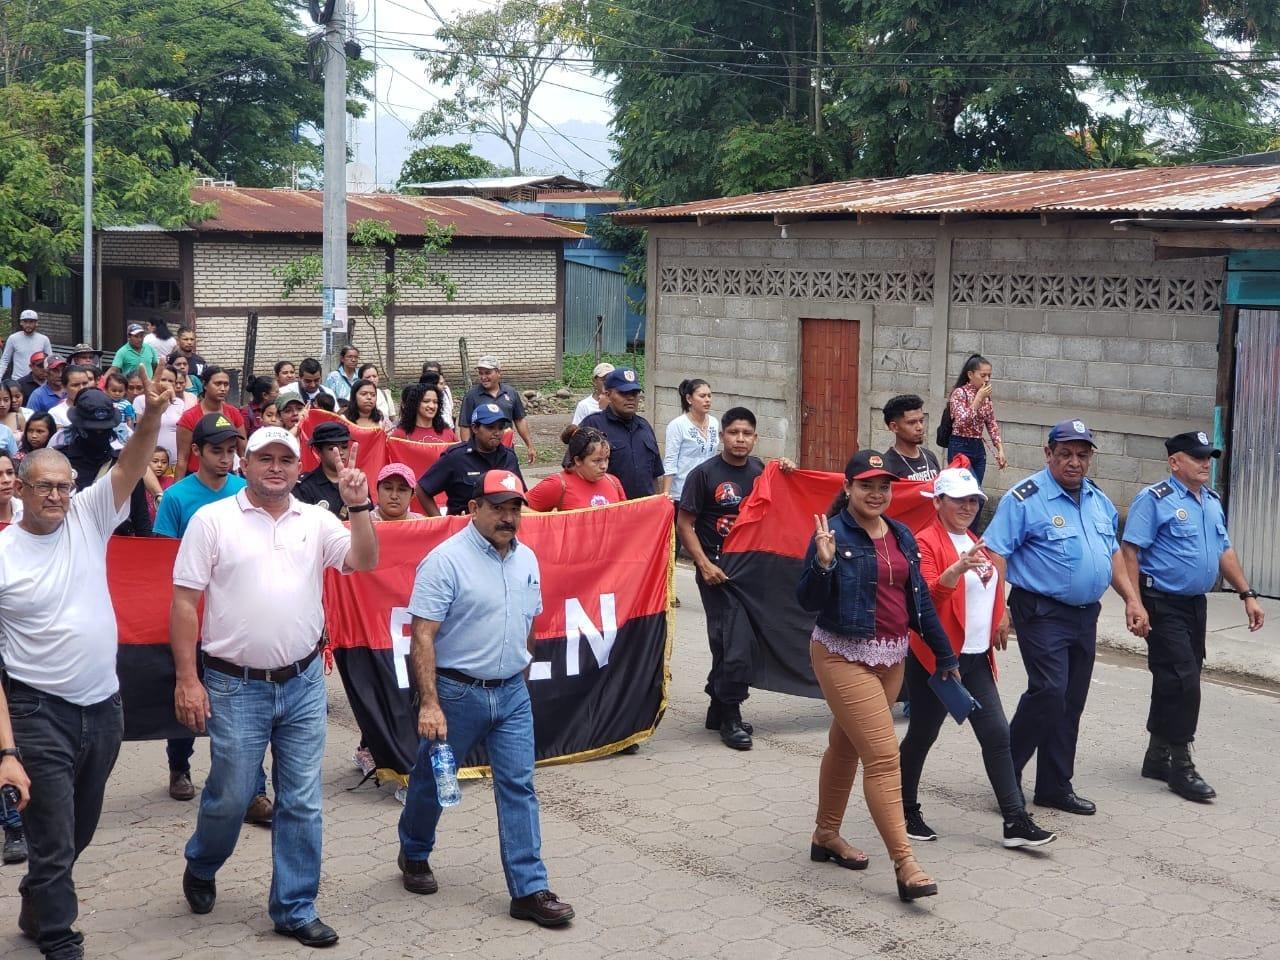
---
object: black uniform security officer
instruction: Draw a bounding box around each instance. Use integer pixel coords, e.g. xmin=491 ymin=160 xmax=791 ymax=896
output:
xmin=415 ymin=402 xmax=523 ymax=516
xmin=1120 ymin=430 xmax=1264 ymax=802
xmin=294 ymin=420 xmax=351 ymax=518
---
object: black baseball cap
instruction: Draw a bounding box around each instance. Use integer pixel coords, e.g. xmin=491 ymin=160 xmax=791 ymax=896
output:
xmin=193 ymin=412 xmax=240 ymax=447
xmin=309 ymin=420 xmax=351 ymax=446
xmin=1166 ymin=430 xmax=1221 ymax=459
xmin=68 ymin=388 xmax=121 ymax=432
xmin=842 ymin=449 xmax=897 ymax=481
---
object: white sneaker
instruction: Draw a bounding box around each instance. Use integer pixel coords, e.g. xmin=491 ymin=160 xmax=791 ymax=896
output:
xmin=394 ymin=786 xmax=408 ymax=805
xmin=353 ymin=747 xmax=375 ymax=776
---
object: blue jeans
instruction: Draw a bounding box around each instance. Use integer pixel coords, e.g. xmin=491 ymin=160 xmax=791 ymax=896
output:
xmin=184 ymin=656 xmax=327 ymax=930
xmin=947 ymin=435 xmax=987 ymax=485
xmin=167 ymin=737 xmax=268 ymax=796
xmin=8 ymin=682 xmax=123 ymax=959
xmin=398 ymin=674 xmax=548 ymax=898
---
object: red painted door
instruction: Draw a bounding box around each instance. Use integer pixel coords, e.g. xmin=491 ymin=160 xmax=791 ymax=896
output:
xmin=799 ymin=318 xmax=860 ymax=471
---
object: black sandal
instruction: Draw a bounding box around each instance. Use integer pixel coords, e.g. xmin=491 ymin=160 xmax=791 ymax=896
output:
xmin=810 ymin=841 xmax=870 ymax=871
xmin=894 ymin=856 xmax=938 ymax=902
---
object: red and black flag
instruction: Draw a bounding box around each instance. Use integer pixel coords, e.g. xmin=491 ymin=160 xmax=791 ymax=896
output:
xmin=717 ymin=462 xmax=945 ymax=698
xmin=322 ymin=495 xmax=674 ymax=777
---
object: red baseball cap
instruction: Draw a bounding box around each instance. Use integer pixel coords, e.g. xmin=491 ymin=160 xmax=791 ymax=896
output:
xmin=29 ymin=351 xmax=47 ymax=365
xmin=472 ymin=469 xmax=527 ymax=505
xmin=843 ymin=449 xmax=897 ymax=481
xmin=377 ymin=463 xmax=418 ymax=487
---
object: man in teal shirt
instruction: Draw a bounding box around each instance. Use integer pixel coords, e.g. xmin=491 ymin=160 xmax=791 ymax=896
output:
xmin=153 ymin=413 xmax=263 ymax=812
xmin=108 ymin=324 xmax=159 ymax=378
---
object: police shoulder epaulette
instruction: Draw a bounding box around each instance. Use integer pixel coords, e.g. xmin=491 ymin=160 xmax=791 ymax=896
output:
xmin=1150 ymin=481 xmax=1174 ymax=499
xmin=1010 ymin=479 xmax=1039 ymax=502
xmin=1205 ymin=487 xmax=1221 ymax=500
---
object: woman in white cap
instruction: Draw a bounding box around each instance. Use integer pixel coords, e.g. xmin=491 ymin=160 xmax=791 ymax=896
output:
xmin=572 ymin=362 xmax=614 ymax=425
xmin=897 ymin=467 xmax=1056 ymax=850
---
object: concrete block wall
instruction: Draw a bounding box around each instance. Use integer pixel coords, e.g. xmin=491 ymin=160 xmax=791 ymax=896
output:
xmin=195 ymin=313 xmax=334 ymax=379
xmin=39 ymin=312 xmax=75 ymax=344
xmin=392 ymin=311 xmax=557 ymax=386
xmin=395 ymin=248 xmax=557 ymax=305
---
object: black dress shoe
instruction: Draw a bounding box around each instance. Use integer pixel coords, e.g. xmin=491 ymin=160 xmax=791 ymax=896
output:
xmin=1168 ymin=765 xmax=1216 ymax=802
xmin=719 ymin=718 xmax=753 ymax=751
xmin=705 ymin=703 xmax=752 ymax=735
xmin=182 ymin=866 xmax=216 ymax=914
xmin=510 ymin=890 xmax=575 ymax=927
xmin=1034 ymin=792 xmax=1096 ymax=815
xmin=275 ymin=918 xmax=339 ymax=947
xmin=398 ymin=851 xmax=439 ymax=895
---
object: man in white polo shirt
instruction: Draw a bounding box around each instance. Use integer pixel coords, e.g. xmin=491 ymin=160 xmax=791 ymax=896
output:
xmin=0 ymin=366 xmax=172 ymax=960
xmin=169 ymin=428 xmax=378 ymax=949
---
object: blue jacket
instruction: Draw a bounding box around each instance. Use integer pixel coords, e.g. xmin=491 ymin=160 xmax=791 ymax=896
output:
xmin=796 ymin=511 xmax=958 ymax=673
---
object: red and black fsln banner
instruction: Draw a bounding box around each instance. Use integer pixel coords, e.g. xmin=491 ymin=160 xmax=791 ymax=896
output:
xmin=105 ymin=496 xmax=674 ymax=777
xmin=717 ymin=461 xmax=949 ymax=699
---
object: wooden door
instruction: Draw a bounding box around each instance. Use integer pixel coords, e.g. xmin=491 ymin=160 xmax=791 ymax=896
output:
xmin=799 ymin=317 xmax=860 ymax=471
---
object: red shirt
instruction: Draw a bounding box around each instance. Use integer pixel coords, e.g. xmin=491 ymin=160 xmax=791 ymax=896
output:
xmin=177 ymin=403 xmax=245 ymax=473
xmin=526 ymin=470 xmax=625 ymax=512
xmin=390 ymin=425 xmax=457 ymax=444
xmin=872 ymin=531 xmax=911 ymax=640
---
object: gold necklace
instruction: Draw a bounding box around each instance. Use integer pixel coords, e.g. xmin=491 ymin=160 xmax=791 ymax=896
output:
xmin=875 ymin=525 xmax=894 ymax=586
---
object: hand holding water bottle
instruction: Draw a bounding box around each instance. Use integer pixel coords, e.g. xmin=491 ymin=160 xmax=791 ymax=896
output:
xmin=430 ymin=741 xmax=461 ymax=808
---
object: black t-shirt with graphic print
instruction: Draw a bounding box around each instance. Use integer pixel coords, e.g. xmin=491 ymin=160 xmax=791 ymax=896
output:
xmin=679 ymin=455 xmax=764 ymax=562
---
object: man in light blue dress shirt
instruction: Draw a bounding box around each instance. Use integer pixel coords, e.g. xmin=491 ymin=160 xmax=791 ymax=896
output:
xmin=396 ymin=469 xmax=575 ymax=928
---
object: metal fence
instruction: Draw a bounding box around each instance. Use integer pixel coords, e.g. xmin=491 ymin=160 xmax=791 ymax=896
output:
xmin=564 ymin=262 xmax=627 ymax=355
xmin=1229 ymin=307 xmax=1280 ymax=597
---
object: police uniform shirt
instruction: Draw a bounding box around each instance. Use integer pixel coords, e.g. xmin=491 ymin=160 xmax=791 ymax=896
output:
xmin=580 ymin=407 xmax=664 ymax=500
xmin=983 ymin=467 xmax=1120 ymax=607
xmin=1122 ymin=475 xmax=1230 ymax=597
xmin=459 ymin=383 xmax=527 ymax=427
xmin=294 ymin=470 xmax=347 ymax=519
xmin=418 ymin=441 xmax=524 ymax=516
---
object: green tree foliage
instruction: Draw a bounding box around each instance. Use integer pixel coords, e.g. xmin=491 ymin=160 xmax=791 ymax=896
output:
xmin=412 ymin=0 xmax=576 ymax=174
xmin=0 ymin=0 xmax=370 ymax=286
xmin=396 ymin=143 xmax=500 ymax=190
xmin=578 ymin=0 xmax=1280 ymax=204
xmin=274 ymin=218 xmax=458 ymax=374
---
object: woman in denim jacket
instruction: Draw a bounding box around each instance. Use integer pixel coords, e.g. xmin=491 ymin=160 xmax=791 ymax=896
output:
xmin=797 ymin=449 xmax=960 ymax=902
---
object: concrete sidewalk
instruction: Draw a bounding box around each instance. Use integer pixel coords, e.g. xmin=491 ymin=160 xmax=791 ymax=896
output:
xmin=1097 ymin=590 xmax=1280 ymax=685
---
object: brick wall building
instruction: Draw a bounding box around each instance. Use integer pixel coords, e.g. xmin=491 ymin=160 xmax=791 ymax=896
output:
xmin=615 ymin=166 xmax=1280 ymax=515
xmin=22 ymin=187 xmax=578 ymax=387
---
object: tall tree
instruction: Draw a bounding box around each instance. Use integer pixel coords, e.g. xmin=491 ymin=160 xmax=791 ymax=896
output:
xmin=413 ymin=0 xmax=575 ymax=174
xmin=397 ymin=143 xmax=500 ymax=190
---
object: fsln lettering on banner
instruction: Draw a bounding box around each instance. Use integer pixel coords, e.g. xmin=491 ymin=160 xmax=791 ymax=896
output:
xmin=528 ymin=594 xmax=618 ymax=681
xmin=390 ymin=607 xmax=413 ymax=689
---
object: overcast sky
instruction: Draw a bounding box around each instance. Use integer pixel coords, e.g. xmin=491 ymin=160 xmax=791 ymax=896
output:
xmin=345 ymin=0 xmax=617 ymax=188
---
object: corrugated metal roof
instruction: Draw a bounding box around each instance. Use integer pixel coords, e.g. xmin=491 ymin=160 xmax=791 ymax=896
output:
xmin=189 ymin=186 xmax=581 ymax=239
xmin=614 ymin=166 xmax=1280 ymax=223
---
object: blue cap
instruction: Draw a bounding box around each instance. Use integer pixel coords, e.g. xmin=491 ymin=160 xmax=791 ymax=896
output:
xmin=1048 ymin=418 xmax=1097 ymax=447
xmin=603 ymin=367 xmax=642 ymax=393
xmin=470 ymin=402 xmax=511 ymax=426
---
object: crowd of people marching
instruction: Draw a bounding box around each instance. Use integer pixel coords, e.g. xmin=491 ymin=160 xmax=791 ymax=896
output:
xmin=0 ymin=309 xmax=1266 ymax=955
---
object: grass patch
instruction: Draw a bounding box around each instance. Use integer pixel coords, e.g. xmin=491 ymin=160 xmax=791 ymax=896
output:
xmin=542 ymin=352 xmax=645 ymax=393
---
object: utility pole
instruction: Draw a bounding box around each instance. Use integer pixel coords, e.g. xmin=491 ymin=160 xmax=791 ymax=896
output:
xmin=65 ymin=26 xmax=109 ymax=346
xmin=322 ymin=0 xmax=348 ymax=365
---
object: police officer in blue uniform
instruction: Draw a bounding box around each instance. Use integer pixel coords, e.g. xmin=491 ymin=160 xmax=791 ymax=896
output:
xmin=1120 ymin=430 xmax=1264 ymax=802
xmin=580 ymin=368 xmax=664 ymax=500
xmin=984 ymin=419 xmax=1148 ymax=815
xmin=415 ymin=403 xmax=523 ymax=516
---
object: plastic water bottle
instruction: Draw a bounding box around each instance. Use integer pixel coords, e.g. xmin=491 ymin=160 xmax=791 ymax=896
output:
xmin=429 ymin=742 xmax=461 ymax=808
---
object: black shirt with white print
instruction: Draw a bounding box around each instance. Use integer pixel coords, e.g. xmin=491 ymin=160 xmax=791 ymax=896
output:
xmin=881 ymin=445 xmax=941 ymax=481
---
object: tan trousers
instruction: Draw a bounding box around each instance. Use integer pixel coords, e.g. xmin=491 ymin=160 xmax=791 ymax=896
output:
xmin=811 ymin=641 xmax=912 ymax=863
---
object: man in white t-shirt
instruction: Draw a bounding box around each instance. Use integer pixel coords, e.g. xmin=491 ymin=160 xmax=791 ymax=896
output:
xmin=1 ymin=310 xmax=54 ymax=380
xmin=0 ymin=367 xmax=173 ymax=959
xmin=171 ymin=427 xmax=379 ymax=949
xmin=571 ymin=362 xmax=614 ymax=425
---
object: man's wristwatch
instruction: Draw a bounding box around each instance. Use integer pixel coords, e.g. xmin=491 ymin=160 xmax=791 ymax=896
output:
xmin=1239 ymin=589 xmax=1260 ymax=601
xmin=347 ymin=500 xmax=374 ymax=514
xmin=0 ymin=748 xmax=21 ymax=762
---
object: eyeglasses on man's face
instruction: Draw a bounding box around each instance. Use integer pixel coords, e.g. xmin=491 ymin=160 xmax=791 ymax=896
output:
xmin=23 ymin=480 xmax=76 ymax=498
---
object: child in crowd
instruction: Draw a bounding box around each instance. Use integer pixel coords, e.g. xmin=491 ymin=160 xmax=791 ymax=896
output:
xmin=104 ymin=372 xmax=137 ymax=428
xmin=260 ymin=402 xmax=281 ymax=427
xmin=146 ymin=446 xmax=175 ymax=522
xmin=17 ymin=412 xmax=55 ymax=463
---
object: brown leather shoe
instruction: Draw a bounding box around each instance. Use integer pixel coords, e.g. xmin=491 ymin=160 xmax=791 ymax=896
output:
xmin=510 ymin=890 xmax=575 ymax=927
xmin=243 ymin=794 xmax=273 ymax=826
xmin=398 ymin=851 xmax=438 ymax=895
xmin=169 ymin=771 xmax=196 ymax=801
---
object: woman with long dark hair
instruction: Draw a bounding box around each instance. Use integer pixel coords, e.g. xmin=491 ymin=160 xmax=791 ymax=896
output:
xmin=391 ymin=383 xmax=456 ymax=443
xmin=663 ymin=378 xmax=718 ymax=506
xmin=946 ymin=354 xmax=1006 ymax=485
xmin=241 ymin=375 xmax=278 ymax=435
xmin=17 ymin=412 xmax=56 ymax=462
xmin=357 ymin=362 xmax=396 ymax=421
xmin=418 ymin=360 xmax=454 ymax=428
xmin=345 ymin=378 xmax=387 ymax=431
xmin=145 ymin=318 xmax=177 ymax=362
xmin=797 ymin=450 xmax=961 ymax=902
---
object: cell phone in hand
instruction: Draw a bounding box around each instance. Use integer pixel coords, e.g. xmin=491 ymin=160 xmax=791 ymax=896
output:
xmin=0 ymin=785 xmax=18 ymax=817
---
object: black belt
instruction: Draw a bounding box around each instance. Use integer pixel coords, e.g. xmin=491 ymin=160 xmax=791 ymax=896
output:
xmin=1140 ymin=577 xmax=1196 ymax=600
xmin=437 ymin=667 xmax=505 ymax=689
xmin=203 ymin=646 xmax=320 ymax=683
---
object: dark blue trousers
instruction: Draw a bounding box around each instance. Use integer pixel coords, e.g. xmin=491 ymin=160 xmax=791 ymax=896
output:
xmin=1007 ymin=587 xmax=1100 ymax=799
